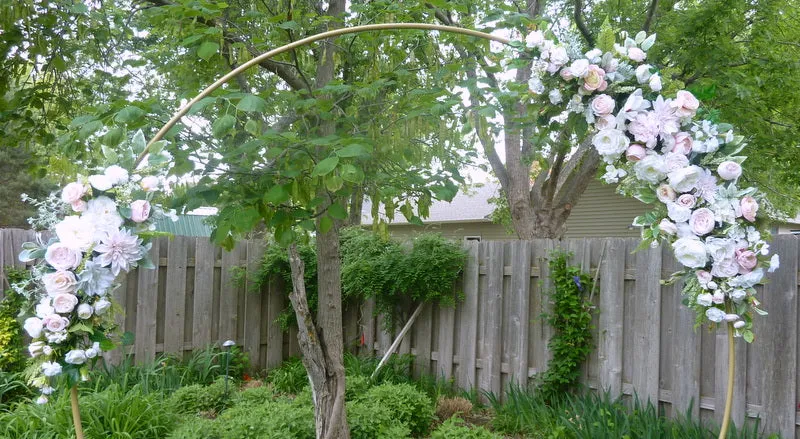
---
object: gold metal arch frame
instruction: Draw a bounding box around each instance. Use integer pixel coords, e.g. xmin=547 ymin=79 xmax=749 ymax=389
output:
xmin=135 ymin=23 xmax=736 ymax=439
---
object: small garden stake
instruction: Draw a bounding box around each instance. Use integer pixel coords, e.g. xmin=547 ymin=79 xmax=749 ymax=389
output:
xmin=223 ymin=340 xmax=235 ymax=397
xmin=70 ymin=385 xmax=84 ymax=439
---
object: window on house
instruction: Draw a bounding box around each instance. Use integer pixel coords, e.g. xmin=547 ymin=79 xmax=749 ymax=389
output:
xmin=790 ymin=230 xmax=800 ymax=235
xmin=464 ymin=236 xmax=481 ymax=242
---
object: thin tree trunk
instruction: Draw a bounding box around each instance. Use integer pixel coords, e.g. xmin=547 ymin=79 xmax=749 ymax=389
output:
xmin=287 ymin=243 xmax=349 ymax=439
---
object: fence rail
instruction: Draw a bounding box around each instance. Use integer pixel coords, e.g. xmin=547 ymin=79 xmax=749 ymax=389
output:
xmin=1 ymin=229 xmax=798 ymax=437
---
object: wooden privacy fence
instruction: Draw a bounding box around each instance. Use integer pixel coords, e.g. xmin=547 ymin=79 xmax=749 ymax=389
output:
xmin=2 ymin=229 xmax=799 ymax=437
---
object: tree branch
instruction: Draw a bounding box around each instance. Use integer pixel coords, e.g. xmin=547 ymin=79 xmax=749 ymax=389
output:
xmin=574 ymin=0 xmax=595 ymax=47
xmin=643 ymin=0 xmax=659 ymax=33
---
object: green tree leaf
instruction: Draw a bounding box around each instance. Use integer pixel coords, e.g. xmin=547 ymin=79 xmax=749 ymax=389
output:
xmin=114 ymin=105 xmax=146 ymax=123
xmin=311 ymin=156 xmax=339 ymax=177
xmin=212 ymin=114 xmax=236 ymax=138
xmin=237 ymin=94 xmax=268 ymax=112
xmin=197 ymin=41 xmax=220 ymax=60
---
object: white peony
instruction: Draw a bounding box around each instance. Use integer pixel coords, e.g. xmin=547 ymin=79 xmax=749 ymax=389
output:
xmin=705 ymin=237 xmax=735 ymax=261
xmin=667 ymin=165 xmax=704 ymax=193
xmin=24 ymin=317 xmax=44 ymax=338
xmin=672 ymin=237 xmax=708 ymax=268
xmin=667 ymin=203 xmax=691 ymax=223
xmin=592 ymin=128 xmax=630 ymax=159
xmin=570 ymin=59 xmax=590 ymax=78
xmin=659 ymin=219 xmax=677 ymax=235
xmin=55 ymin=216 xmax=96 ymax=251
xmin=663 ymin=152 xmax=689 ymax=173
xmin=88 ymin=174 xmax=113 ymax=191
xmin=633 ymin=154 xmax=666 ymax=184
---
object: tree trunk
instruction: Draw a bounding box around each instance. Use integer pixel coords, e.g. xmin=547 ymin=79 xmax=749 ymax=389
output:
xmin=287 ymin=243 xmax=350 ymax=439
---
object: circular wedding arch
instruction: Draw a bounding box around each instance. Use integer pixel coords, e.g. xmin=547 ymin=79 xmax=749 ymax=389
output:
xmin=21 ymin=22 xmax=776 ymax=439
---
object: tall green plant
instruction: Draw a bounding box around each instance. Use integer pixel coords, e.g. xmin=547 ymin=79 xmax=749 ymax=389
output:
xmin=0 ymin=268 xmax=29 ymax=374
xmin=539 ymin=251 xmax=594 ymax=400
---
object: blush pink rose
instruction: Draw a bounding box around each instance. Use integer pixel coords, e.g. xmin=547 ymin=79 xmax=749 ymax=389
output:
xmin=61 ymin=182 xmax=89 ymax=204
xmin=71 ymin=200 xmax=88 ymax=212
xmin=676 ymin=194 xmax=696 ymax=208
xmin=696 ymin=270 xmax=712 ymax=285
xmin=130 ymin=200 xmax=151 ymax=223
xmin=52 ymin=293 xmax=79 ymax=314
xmin=597 ymin=80 xmax=608 ymax=92
xmin=625 ymin=144 xmax=647 ymax=162
xmin=43 ymin=315 xmax=69 ymax=333
xmin=735 ymin=248 xmax=758 ymax=273
xmin=671 ymin=132 xmax=694 ymax=155
xmin=582 ymin=65 xmax=606 ymax=91
xmin=591 ymin=94 xmax=615 ymax=116
xmin=664 ymin=152 xmax=689 ymax=172
xmin=656 ymin=184 xmax=677 ymax=203
xmin=689 ymin=208 xmax=715 ymax=235
xmin=740 ymin=196 xmax=758 ymax=222
xmin=45 ymin=243 xmax=82 ymax=271
xmin=673 ymin=90 xmax=700 ymax=118
xmin=43 ymin=271 xmax=78 ymax=297
xmin=559 ymin=67 xmax=574 ymax=81
xmin=628 ymin=47 xmax=646 ymax=62
xmin=717 ymin=161 xmax=742 ymax=180
xmin=659 ymin=219 xmax=677 ymax=235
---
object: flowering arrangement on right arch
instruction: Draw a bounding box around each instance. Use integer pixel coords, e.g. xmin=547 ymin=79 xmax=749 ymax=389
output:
xmin=519 ymin=29 xmax=779 ymax=342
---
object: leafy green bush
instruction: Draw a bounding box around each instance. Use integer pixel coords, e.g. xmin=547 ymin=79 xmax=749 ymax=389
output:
xmin=344 ymin=374 xmax=371 ymax=401
xmin=347 ymin=399 xmax=411 ymax=439
xmin=430 ymin=417 xmax=502 ymax=439
xmin=267 ymin=357 xmax=308 ymax=394
xmin=232 ymin=383 xmax=277 ymax=406
xmin=362 ymin=382 xmax=434 ymax=436
xmin=167 ymin=417 xmax=219 ymax=439
xmin=0 ymin=384 xmax=177 ymax=439
xmin=213 ymin=397 xmax=315 ymax=439
xmin=169 ymin=377 xmax=231 ymax=415
xmin=0 ymin=268 xmax=29 ymax=374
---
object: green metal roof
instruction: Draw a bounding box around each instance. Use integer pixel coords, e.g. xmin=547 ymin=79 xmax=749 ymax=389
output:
xmin=154 ymin=215 xmax=213 ymax=237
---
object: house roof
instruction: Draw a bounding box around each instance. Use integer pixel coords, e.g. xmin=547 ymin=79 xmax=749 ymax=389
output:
xmin=361 ymin=182 xmax=501 ymax=225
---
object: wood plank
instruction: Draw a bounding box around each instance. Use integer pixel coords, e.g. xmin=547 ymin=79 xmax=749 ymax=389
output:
xmin=481 ymin=241 xmax=504 ymax=396
xmin=10 ymin=229 xmax=29 ymax=269
xmin=413 ymin=302 xmax=432 ymax=379
xmin=598 ymin=238 xmax=625 ymax=398
xmin=244 ymin=240 xmax=265 ymax=371
xmin=0 ymin=230 xmax=6 ymax=298
xmin=509 ymin=240 xmax=531 ymax=385
xmin=218 ymin=243 xmax=243 ymax=342
xmin=540 ymin=239 xmax=556 ymax=365
xmin=437 ymin=305 xmax=455 ymax=380
xmin=192 ymin=238 xmax=215 ymax=350
xmin=265 ymin=278 xmax=284 ymax=369
xmin=135 ymin=239 xmax=160 ymax=363
xmin=761 ymin=235 xmax=798 ymax=437
xmin=361 ymin=298 xmax=376 ymax=356
xmin=457 ymin=240 xmax=480 ymax=389
xmin=163 ymin=237 xmax=188 ymax=355
xmin=104 ymin=273 xmax=128 ymax=366
xmin=668 ymin=245 xmax=700 ymax=419
xmin=632 ymin=244 xmax=661 ymax=404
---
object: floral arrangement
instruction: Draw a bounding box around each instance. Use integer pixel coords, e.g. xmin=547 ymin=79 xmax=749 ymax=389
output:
xmin=15 ymin=131 xmax=172 ymax=403
xmin=518 ymin=28 xmax=778 ymax=343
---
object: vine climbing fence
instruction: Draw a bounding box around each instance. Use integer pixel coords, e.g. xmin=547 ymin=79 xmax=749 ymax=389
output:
xmin=1 ymin=228 xmax=798 ymax=437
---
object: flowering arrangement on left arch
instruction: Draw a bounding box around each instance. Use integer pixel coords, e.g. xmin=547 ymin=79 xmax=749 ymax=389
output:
xmin=516 ymin=28 xmax=778 ymax=343
xmin=15 ymin=131 xmax=172 ymax=403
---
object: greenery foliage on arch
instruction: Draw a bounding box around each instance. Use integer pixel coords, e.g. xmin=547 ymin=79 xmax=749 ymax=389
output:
xmin=12 ymin=24 xmax=778 ymax=407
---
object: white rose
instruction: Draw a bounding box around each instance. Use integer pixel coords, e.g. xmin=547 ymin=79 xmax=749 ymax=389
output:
xmin=659 ymin=219 xmax=677 ymax=235
xmin=590 ymin=94 xmax=615 ymax=116
xmin=65 ymin=350 xmax=87 ymax=365
xmin=712 ymin=291 xmax=725 ymax=304
xmin=706 ymin=307 xmax=726 ymax=323
xmin=689 ymin=208 xmax=715 ymax=236
xmin=24 ymin=317 xmax=44 ymax=338
xmin=548 ymin=89 xmax=563 ymax=105
xmin=672 ymin=237 xmax=708 ymax=268
xmin=633 ymin=154 xmax=667 ymax=184
xmin=711 ymin=257 xmax=740 ymax=278
xmin=731 ymin=289 xmax=747 ymax=302
xmin=36 ymin=299 xmax=54 ymax=318
xmin=42 ymin=361 xmax=63 ymax=377
xmin=628 ymin=47 xmax=646 ymax=62
xmin=525 ymin=30 xmax=545 ymax=48
xmin=676 ymin=194 xmax=696 ymax=208
xmin=94 ymin=298 xmax=112 ymax=315
xmin=585 ymin=48 xmax=602 ymax=61
xmin=667 ymin=203 xmax=691 ymax=223
xmin=55 ymin=216 xmax=96 ymax=251
xmin=43 ymin=345 xmax=53 ymax=356
xmin=61 ymin=182 xmax=89 ymax=204
xmin=667 ymin=165 xmax=704 ymax=193
xmin=77 ymin=303 xmax=94 ymax=319
xmin=88 ymin=174 xmax=113 ymax=191
xmin=648 ymin=74 xmax=662 ymax=92
xmin=86 ymin=347 xmax=99 ymax=359
xmin=595 ymin=114 xmax=616 ymax=130
xmin=45 ymin=243 xmax=83 ymax=271
xmin=592 ymin=128 xmax=630 ymax=159
xmin=733 ymin=321 xmax=746 ymax=329
xmin=705 ymin=237 xmax=735 ymax=261
xmin=696 ymin=270 xmax=712 ymax=285
xmin=140 ymin=176 xmax=160 ymax=192
xmin=717 ymin=161 xmax=742 ymax=180
xmin=663 ymin=152 xmax=689 ymax=173
xmin=52 ymin=293 xmax=79 ymax=314
xmin=43 ymin=315 xmax=69 ymax=333
xmin=549 ymin=46 xmax=569 ymax=66
xmin=103 ymin=165 xmax=129 ymax=185
xmin=570 ymin=59 xmax=590 ymax=78
xmin=635 ymin=64 xmax=652 ymax=84
xmin=43 ymin=270 xmax=78 ymax=297
xmin=707 ymin=281 xmax=718 ymax=290
xmin=656 ymin=184 xmax=676 ymax=203
xmin=696 ymin=293 xmax=713 ymax=307
xmin=528 ymin=77 xmax=545 ymax=94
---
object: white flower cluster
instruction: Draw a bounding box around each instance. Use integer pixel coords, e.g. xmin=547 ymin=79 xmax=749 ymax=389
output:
xmin=18 ymin=156 xmax=170 ymax=403
xmin=521 ymin=29 xmax=777 ymax=342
